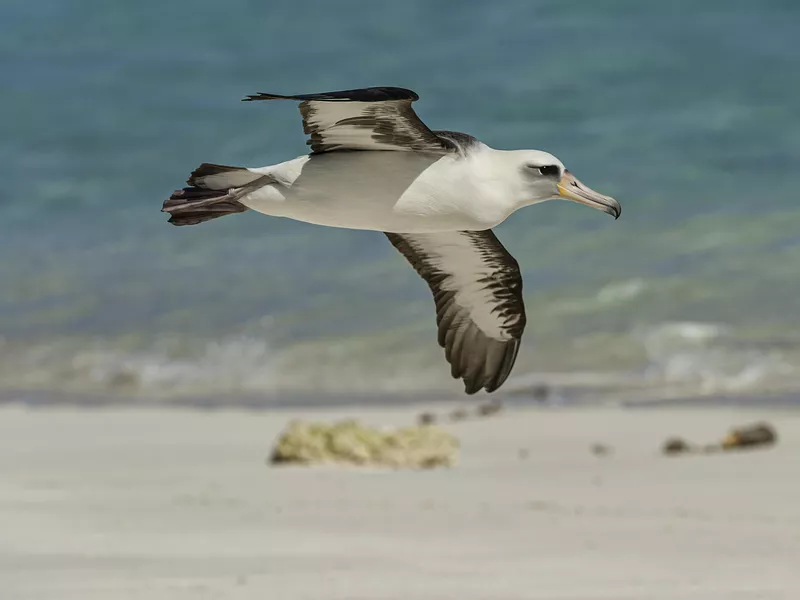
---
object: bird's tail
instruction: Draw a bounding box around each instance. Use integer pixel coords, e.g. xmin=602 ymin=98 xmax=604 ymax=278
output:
xmin=161 ymin=163 xmax=269 ymax=226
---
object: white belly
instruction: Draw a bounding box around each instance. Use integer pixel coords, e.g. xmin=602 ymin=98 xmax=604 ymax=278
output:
xmin=239 ymin=152 xmax=514 ymax=233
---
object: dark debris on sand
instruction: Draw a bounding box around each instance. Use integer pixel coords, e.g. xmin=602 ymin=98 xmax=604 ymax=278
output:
xmin=662 ymin=422 xmax=777 ymax=457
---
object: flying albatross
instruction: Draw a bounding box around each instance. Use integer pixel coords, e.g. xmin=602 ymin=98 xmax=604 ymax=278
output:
xmin=162 ymin=86 xmax=621 ymax=394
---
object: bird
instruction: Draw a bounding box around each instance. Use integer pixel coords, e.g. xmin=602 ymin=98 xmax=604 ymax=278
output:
xmin=162 ymin=86 xmax=621 ymax=395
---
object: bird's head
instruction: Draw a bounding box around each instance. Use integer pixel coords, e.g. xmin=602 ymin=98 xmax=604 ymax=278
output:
xmin=514 ymin=150 xmax=621 ymax=219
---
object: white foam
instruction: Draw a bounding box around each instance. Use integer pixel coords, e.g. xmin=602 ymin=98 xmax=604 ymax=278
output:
xmin=595 ymin=278 xmax=647 ymax=304
xmin=636 ymin=321 xmax=796 ymax=395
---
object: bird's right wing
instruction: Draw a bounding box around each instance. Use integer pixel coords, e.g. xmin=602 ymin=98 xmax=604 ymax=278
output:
xmin=243 ymin=87 xmax=454 ymax=155
xmin=385 ymin=230 xmax=527 ymax=394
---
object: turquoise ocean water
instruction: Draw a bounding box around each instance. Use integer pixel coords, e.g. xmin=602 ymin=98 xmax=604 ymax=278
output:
xmin=2 ymin=0 xmax=800 ymax=405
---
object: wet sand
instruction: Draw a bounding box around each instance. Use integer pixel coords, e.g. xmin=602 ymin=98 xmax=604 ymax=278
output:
xmin=1 ymin=404 xmax=799 ymax=599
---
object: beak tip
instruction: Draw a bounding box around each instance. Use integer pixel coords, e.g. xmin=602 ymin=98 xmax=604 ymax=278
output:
xmin=605 ymin=204 xmax=621 ymax=220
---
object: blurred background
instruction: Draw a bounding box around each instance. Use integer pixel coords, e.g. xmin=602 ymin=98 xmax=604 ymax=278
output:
xmin=2 ymin=0 xmax=799 ymax=406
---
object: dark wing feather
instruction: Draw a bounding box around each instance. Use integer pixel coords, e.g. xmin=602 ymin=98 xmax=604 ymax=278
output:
xmin=385 ymin=230 xmax=526 ymax=394
xmin=243 ymin=86 xmax=454 ymax=155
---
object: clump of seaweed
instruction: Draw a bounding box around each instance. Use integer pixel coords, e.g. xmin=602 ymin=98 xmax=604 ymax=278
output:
xmin=269 ymin=419 xmax=459 ymax=469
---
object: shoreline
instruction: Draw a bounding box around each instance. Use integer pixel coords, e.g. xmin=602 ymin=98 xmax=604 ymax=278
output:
xmin=2 ymin=386 xmax=799 ymax=412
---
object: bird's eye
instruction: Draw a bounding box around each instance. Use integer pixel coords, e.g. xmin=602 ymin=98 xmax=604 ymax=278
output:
xmin=537 ymin=165 xmax=560 ymax=177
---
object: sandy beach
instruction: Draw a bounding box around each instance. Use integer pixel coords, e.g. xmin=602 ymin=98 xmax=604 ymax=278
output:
xmin=1 ymin=403 xmax=799 ymax=599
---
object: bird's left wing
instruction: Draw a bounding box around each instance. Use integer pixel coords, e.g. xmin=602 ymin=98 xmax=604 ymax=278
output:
xmin=385 ymin=230 xmax=527 ymax=394
xmin=243 ymin=86 xmax=453 ymax=155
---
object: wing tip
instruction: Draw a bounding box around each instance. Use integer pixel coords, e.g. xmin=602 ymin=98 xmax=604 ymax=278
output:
xmin=242 ymin=93 xmax=288 ymax=102
xmin=241 ymin=87 xmax=419 ymax=103
xmin=451 ymin=338 xmax=521 ymax=395
xmin=463 ymin=383 xmax=482 ymax=395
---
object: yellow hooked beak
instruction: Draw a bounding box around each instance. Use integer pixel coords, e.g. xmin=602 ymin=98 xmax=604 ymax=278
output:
xmin=558 ymin=171 xmax=621 ymax=219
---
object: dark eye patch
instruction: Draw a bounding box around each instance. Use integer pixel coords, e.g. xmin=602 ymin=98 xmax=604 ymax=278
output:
xmin=537 ymin=165 xmax=560 ymax=177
